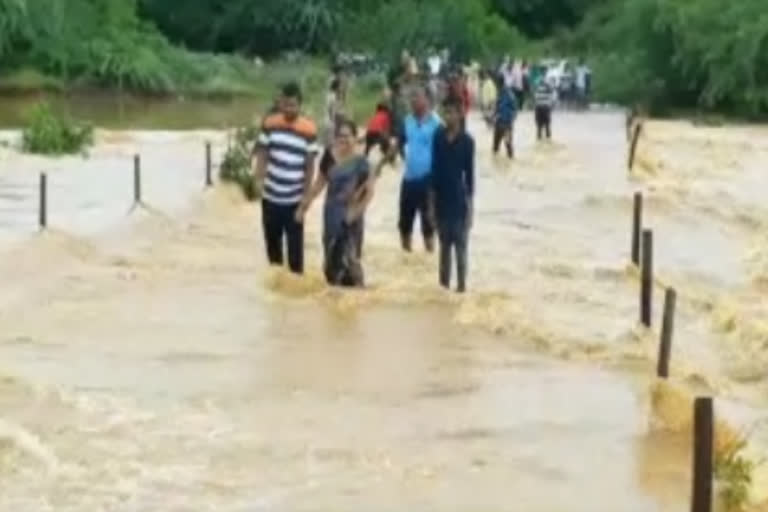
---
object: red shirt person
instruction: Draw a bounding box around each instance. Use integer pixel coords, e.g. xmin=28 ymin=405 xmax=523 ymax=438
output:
xmin=364 ymin=103 xmax=393 ymax=157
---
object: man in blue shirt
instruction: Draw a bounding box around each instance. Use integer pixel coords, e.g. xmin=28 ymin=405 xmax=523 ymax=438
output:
xmin=430 ymin=95 xmax=474 ymax=293
xmin=397 ymin=85 xmax=441 ymax=252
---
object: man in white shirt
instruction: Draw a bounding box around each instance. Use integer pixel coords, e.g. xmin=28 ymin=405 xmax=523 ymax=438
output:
xmin=427 ymin=49 xmax=442 ymax=77
xmin=575 ymin=59 xmax=592 ymax=109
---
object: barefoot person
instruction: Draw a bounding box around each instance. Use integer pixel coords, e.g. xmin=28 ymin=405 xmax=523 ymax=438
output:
xmin=297 ymin=118 xmax=388 ymax=287
xmin=396 ymin=85 xmax=441 ymax=252
xmin=429 ymin=95 xmax=474 ymax=293
xmin=253 ymin=82 xmax=318 ymax=274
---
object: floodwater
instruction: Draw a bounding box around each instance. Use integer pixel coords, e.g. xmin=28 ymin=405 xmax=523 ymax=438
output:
xmin=2 ymin=105 xmax=768 ymax=511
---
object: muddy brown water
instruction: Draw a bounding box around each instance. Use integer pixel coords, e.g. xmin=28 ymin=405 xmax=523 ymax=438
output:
xmin=2 ymin=107 xmax=768 ymax=511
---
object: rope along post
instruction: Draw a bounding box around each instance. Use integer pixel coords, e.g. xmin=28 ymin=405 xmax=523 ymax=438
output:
xmin=640 ymin=229 xmax=653 ymax=327
xmin=133 ymin=154 xmax=142 ymax=205
xmin=39 ymin=173 xmax=47 ymax=229
xmin=631 ymin=192 xmax=643 ymax=265
xmin=205 ymin=141 xmax=213 ymax=186
xmin=691 ymin=397 xmax=714 ymax=512
xmin=657 ymin=288 xmax=676 ymax=378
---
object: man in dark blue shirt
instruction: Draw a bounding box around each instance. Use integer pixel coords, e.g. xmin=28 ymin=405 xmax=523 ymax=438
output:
xmin=429 ymin=95 xmax=475 ymax=293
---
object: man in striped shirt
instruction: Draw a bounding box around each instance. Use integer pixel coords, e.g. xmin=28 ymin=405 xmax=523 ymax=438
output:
xmin=254 ymin=82 xmax=319 ymax=274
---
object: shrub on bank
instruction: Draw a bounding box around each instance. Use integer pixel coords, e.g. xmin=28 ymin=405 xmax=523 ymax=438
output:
xmin=21 ymin=102 xmax=93 ymax=155
xmin=219 ymin=125 xmax=259 ymax=201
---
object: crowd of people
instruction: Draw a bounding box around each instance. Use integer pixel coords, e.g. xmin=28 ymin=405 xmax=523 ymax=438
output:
xmin=251 ymin=50 xmax=593 ymax=294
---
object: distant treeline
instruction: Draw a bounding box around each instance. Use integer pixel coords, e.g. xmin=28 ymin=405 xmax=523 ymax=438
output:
xmin=0 ymin=0 xmax=766 ymax=116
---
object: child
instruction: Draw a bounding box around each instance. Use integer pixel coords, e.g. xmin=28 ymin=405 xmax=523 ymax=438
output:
xmin=364 ymin=103 xmax=393 ymax=159
xmin=534 ymin=79 xmax=556 ymax=140
xmin=492 ymin=78 xmax=518 ymax=159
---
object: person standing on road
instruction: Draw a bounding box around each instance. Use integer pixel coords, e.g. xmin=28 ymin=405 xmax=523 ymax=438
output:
xmin=534 ymin=79 xmax=556 ymax=140
xmin=511 ymin=59 xmax=525 ymax=112
xmin=492 ymin=77 xmax=518 ymax=159
xmin=319 ymin=78 xmax=342 ymax=175
xmin=430 ymin=96 xmax=475 ymax=293
xmin=575 ymin=59 xmax=592 ymax=109
xmin=364 ymin=102 xmax=393 ymax=158
xmin=396 ymin=85 xmax=441 ymax=253
xmin=427 ymin=48 xmax=442 ymax=100
xmin=297 ymin=118 xmax=388 ymax=287
xmin=253 ymin=82 xmax=318 ymax=274
xmin=479 ymin=70 xmax=498 ymax=125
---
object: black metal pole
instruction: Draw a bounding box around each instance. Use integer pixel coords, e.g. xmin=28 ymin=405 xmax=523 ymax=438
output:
xmin=628 ymin=122 xmax=643 ymax=171
xmin=640 ymin=229 xmax=653 ymax=327
xmin=39 ymin=173 xmax=47 ymax=229
xmin=657 ymin=288 xmax=676 ymax=378
xmin=691 ymin=397 xmax=714 ymax=512
xmin=133 ymin=154 xmax=141 ymax=204
xmin=205 ymin=141 xmax=213 ymax=186
xmin=632 ymin=192 xmax=642 ymax=265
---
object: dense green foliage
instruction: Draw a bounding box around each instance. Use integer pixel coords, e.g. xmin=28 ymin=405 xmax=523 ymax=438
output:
xmin=1 ymin=0 xmax=766 ymax=116
xmin=0 ymin=0 xmax=263 ymax=95
xmin=563 ymin=0 xmax=768 ymax=116
xmin=21 ymin=102 xmax=93 ymax=154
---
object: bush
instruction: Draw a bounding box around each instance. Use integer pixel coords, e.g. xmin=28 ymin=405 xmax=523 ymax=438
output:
xmin=219 ymin=125 xmax=259 ymax=201
xmin=21 ymin=102 xmax=93 ymax=155
xmin=714 ymin=435 xmax=755 ymax=512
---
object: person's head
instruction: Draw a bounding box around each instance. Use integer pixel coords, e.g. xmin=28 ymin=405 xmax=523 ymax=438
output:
xmin=376 ymin=102 xmax=389 ymax=113
xmin=280 ymin=82 xmax=302 ymax=120
xmin=330 ymin=78 xmax=341 ymax=94
xmin=333 ymin=117 xmax=358 ymax=156
xmin=441 ymin=95 xmax=463 ymax=130
xmin=409 ymin=85 xmax=430 ymax=115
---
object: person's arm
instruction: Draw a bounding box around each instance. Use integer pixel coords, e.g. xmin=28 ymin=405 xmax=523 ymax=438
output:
xmin=427 ymin=131 xmax=441 ymax=225
xmin=296 ymin=132 xmax=319 ymax=220
xmin=347 ymin=162 xmax=377 ymax=222
xmin=465 ymin=137 xmax=475 ymax=230
xmin=396 ymin=120 xmax=407 ymax=159
xmin=296 ymin=170 xmax=328 ymax=221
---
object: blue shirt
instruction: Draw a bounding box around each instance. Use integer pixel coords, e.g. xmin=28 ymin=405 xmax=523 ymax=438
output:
xmin=400 ymin=112 xmax=441 ymax=181
xmin=430 ymin=127 xmax=475 ymax=222
xmin=496 ymin=87 xmax=518 ymax=125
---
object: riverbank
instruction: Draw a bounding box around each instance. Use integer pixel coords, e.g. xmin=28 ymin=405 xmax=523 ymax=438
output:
xmin=0 ymin=61 xmax=382 ymax=130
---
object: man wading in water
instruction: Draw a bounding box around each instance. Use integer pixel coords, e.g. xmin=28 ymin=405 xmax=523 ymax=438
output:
xmin=297 ymin=118 xmax=388 ymax=287
xmin=253 ymin=82 xmax=318 ymax=274
xmin=397 ymin=85 xmax=441 ymax=252
xmin=429 ymin=95 xmax=474 ymax=293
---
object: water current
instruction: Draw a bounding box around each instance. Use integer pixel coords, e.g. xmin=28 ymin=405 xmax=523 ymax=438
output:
xmin=2 ymin=107 xmax=768 ymax=511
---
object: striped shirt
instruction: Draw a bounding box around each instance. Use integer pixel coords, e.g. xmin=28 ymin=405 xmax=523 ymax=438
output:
xmin=534 ymin=83 xmax=556 ymax=108
xmin=257 ymin=113 xmax=319 ymax=205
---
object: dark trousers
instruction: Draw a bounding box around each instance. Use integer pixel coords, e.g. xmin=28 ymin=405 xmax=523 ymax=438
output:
xmin=535 ymin=106 xmax=552 ymax=139
xmin=492 ymin=122 xmax=514 ymax=158
xmin=437 ymin=218 xmax=469 ymax=292
xmin=514 ymin=88 xmax=525 ymax=110
xmin=364 ymin=131 xmax=391 ymax=157
xmin=261 ymin=199 xmax=304 ymax=274
xmin=398 ymin=177 xmax=434 ymax=241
